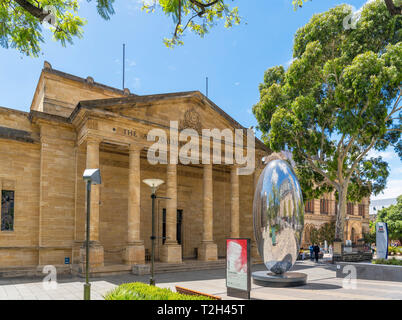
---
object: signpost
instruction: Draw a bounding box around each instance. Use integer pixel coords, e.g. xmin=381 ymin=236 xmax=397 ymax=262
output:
xmin=226 ymin=238 xmax=251 ymax=300
xmin=376 ymin=222 xmax=389 ymax=259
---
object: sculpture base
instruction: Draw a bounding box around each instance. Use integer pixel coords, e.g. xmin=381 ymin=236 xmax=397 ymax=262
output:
xmin=252 ymin=271 xmax=307 ymax=287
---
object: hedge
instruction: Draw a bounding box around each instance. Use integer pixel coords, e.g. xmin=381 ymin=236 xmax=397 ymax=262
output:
xmin=104 ymin=282 xmax=213 ymax=300
xmin=372 ymin=258 xmax=402 ymax=266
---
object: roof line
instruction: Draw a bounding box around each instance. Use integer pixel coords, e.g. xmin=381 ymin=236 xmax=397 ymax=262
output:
xmin=42 ymin=66 xmax=136 ymax=97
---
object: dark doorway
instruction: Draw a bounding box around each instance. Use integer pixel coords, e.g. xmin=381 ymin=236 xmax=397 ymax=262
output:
xmin=162 ymin=209 xmax=183 ymax=245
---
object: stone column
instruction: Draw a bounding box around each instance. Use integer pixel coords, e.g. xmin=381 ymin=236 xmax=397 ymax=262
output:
xmin=80 ymin=136 xmax=104 ymax=268
xmin=124 ymin=144 xmax=145 ymax=265
xmin=160 ymin=163 xmax=182 ymax=263
xmin=198 ymin=163 xmax=218 ymax=261
xmin=230 ymin=165 xmax=240 ymax=238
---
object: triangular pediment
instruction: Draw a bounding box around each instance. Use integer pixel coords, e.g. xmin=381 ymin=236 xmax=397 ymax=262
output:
xmin=74 ymin=91 xmax=269 ymax=152
xmin=79 ymin=91 xmax=244 ymax=133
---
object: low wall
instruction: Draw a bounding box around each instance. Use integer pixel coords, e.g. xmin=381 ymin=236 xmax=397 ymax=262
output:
xmin=335 ymin=262 xmax=402 ymax=282
xmin=333 ymin=252 xmax=372 ymax=262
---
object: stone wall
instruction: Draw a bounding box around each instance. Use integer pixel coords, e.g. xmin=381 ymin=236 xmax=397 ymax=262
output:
xmin=0 ymin=109 xmax=40 ymax=267
xmin=37 ymin=122 xmax=76 ymax=266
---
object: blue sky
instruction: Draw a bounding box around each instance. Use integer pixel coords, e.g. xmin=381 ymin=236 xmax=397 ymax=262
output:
xmin=0 ymin=0 xmax=400 ymax=200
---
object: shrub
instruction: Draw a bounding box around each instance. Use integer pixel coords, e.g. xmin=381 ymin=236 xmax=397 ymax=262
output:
xmin=388 ymin=246 xmax=396 ymax=255
xmin=388 ymin=246 xmax=402 ymax=255
xmin=372 ymin=258 xmax=402 ymax=266
xmin=104 ymin=282 xmax=213 ymax=300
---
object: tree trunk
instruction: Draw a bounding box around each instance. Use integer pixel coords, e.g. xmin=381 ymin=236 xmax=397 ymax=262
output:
xmin=335 ymin=186 xmax=348 ymax=242
xmin=384 ymin=0 xmax=402 ymax=16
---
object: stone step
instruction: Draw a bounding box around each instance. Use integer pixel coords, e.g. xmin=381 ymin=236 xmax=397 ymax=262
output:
xmin=155 ymin=260 xmax=226 ymax=272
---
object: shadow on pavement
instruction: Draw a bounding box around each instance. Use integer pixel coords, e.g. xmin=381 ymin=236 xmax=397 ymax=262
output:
xmin=298 ymin=282 xmax=342 ymax=290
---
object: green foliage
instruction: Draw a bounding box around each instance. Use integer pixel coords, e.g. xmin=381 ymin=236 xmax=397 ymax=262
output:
xmin=2 ymin=1 xmax=239 ymax=56
xmin=308 ymin=221 xmax=336 ymax=245
xmin=292 ymin=0 xmax=402 ymax=16
xmin=363 ymin=220 xmax=377 ymax=244
xmin=104 ymin=282 xmax=213 ymax=300
xmin=0 ymin=0 xmax=115 ymax=57
xmin=292 ymin=0 xmax=310 ymax=10
xmin=372 ymin=257 xmax=402 ymax=265
xmin=140 ymin=0 xmax=240 ymax=48
xmin=377 ymin=195 xmax=402 ymax=241
xmin=253 ymin=0 xmax=402 ymax=240
xmin=388 ymin=246 xmax=402 ymax=254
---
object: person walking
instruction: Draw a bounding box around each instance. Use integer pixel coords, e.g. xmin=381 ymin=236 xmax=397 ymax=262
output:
xmin=313 ymin=243 xmax=320 ymax=263
xmin=309 ymin=244 xmax=314 ymax=261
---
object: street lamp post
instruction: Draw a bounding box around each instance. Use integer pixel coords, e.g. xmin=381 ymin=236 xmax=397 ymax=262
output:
xmin=142 ymin=179 xmax=167 ymax=286
xmin=82 ymin=168 xmax=102 ymax=300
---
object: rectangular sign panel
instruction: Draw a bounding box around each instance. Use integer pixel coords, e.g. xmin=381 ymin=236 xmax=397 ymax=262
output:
xmin=226 ymin=238 xmax=250 ymax=299
xmin=376 ymin=222 xmax=388 ymax=259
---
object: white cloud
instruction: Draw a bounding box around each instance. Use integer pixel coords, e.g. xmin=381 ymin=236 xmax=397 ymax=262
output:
xmin=234 ymin=82 xmax=240 ymax=86
xmin=128 ymin=59 xmax=136 ymax=67
xmin=371 ymin=179 xmax=402 ymax=201
xmin=366 ymin=149 xmax=396 ymax=161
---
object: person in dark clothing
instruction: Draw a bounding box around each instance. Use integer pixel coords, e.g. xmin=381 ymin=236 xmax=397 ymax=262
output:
xmin=313 ymin=244 xmax=320 ymax=262
xmin=309 ymin=244 xmax=314 ymax=261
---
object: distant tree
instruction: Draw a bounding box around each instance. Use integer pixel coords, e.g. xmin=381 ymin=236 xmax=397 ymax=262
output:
xmin=318 ymin=221 xmax=336 ymax=244
xmin=253 ymin=0 xmax=402 ymax=242
xmin=308 ymin=222 xmax=335 ymax=245
xmin=363 ymin=220 xmax=376 ymax=244
xmin=377 ymin=195 xmax=402 ymax=242
xmin=309 ymin=226 xmax=319 ymax=245
xmin=292 ymin=0 xmax=402 ymax=16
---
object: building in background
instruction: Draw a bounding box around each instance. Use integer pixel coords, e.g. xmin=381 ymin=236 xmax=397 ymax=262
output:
xmin=302 ymin=195 xmax=370 ymax=248
xmin=369 ymin=198 xmax=397 ymax=215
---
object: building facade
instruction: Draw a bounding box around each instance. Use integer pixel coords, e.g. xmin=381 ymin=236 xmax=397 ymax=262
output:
xmin=302 ymin=195 xmax=370 ymax=248
xmin=0 ymin=63 xmax=369 ymax=273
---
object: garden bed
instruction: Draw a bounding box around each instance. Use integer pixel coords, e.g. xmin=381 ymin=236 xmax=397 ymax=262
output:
xmin=104 ymin=282 xmax=214 ymax=300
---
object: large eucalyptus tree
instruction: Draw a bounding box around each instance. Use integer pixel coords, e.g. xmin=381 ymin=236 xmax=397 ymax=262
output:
xmin=253 ymin=0 xmax=401 ymax=241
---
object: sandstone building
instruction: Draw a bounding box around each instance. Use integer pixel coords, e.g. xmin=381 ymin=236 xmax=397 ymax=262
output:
xmin=0 ymin=63 xmax=369 ymax=274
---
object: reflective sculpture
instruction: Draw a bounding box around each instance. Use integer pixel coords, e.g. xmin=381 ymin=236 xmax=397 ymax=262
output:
xmin=253 ymin=155 xmax=304 ymax=275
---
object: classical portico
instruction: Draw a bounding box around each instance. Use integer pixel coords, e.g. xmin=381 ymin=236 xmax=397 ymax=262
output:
xmin=74 ymin=133 xmax=249 ymax=267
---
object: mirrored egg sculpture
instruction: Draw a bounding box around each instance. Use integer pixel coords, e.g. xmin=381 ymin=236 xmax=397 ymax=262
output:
xmin=253 ymin=157 xmax=304 ymax=275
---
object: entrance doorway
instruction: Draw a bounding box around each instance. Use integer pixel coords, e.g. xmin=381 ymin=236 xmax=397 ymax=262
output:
xmin=162 ymin=209 xmax=183 ymax=246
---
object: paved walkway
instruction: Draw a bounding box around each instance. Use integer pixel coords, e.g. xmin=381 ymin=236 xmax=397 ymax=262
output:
xmin=0 ymin=260 xmax=401 ymax=300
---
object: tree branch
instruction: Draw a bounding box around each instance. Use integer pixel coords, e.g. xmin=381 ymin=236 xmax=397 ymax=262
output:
xmin=13 ymin=0 xmax=48 ymax=21
xmin=305 ymin=156 xmax=339 ymax=190
xmin=346 ymin=137 xmax=377 ymax=182
xmin=189 ymin=0 xmax=220 ymax=9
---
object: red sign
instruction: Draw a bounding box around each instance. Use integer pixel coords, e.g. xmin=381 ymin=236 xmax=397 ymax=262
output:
xmin=226 ymin=238 xmax=250 ymax=296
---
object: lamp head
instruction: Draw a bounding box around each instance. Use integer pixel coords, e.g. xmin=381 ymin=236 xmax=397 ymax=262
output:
xmin=83 ymin=168 xmax=102 ymax=185
xmin=143 ymin=179 xmax=164 ymax=194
